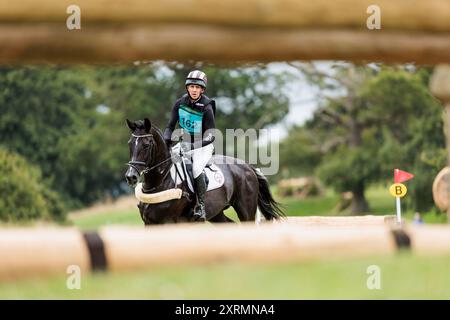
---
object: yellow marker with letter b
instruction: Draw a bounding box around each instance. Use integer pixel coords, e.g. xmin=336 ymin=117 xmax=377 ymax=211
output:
xmin=389 ymin=183 xmax=407 ymax=224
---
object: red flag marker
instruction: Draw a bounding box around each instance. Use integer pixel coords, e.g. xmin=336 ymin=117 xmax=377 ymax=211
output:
xmin=394 ymin=169 xmax=414 ymax=183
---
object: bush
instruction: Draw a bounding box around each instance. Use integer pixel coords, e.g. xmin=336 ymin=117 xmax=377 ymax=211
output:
xmin=0 ymin=148 xmax=66 ymax=222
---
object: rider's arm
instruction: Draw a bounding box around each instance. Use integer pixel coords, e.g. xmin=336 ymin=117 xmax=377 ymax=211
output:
xmin=203 ymin=105 xmax=216 ymax=132
xmin=163 ymin=101 xmax=181 ymax=143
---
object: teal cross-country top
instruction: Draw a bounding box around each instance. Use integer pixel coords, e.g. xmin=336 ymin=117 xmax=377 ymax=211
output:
xmin=163 ymin=94 xmax=216 ymax=145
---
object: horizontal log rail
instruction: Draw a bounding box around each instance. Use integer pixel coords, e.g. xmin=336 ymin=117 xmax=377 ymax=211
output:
xmin=0 ymin=0 xmax=450 ymax=63
xmin=275 ymin=215 xmax=396 ymax=226
xmin=1 ymin=0 xmax=450 ymax=31
xmin=1 ymin=218 xmax=449 ymax=280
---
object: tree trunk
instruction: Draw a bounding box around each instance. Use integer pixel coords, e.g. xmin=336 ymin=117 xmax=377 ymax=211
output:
xmin=350 ymin=181 xmax=369 ymax=214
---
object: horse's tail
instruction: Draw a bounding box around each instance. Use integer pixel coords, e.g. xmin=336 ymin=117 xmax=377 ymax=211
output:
xmin=251 ymin=167 xmax=285 ymax=220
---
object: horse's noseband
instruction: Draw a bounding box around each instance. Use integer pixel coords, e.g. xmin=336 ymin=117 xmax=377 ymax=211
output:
xmin=127 ymin=160 xmax=149 ymax=176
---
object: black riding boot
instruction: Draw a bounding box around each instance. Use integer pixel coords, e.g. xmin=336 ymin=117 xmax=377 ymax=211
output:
xmin=193 ymin=172 xmax=207 ymax=221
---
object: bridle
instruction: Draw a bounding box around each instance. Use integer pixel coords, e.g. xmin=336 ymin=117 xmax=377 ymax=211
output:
xmin=126 ymin=131 xmax=191 ymax=197
xmin=126 ymin=133 xmax=172 ymax=177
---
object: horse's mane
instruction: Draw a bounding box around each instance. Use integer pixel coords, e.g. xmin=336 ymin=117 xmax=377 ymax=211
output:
xmin=151 ymin=125 xmax=163 ymax=137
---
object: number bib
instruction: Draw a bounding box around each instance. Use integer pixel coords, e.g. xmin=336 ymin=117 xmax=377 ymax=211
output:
xmin=178 ymin=104 xmax=203 ymax=134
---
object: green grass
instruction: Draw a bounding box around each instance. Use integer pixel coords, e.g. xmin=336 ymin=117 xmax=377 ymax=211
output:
xmin=1 ymin=254 xmax=450 ymax=299
xmin=72 ymin=209 xmax=142 ymax=230
xmin=2 ymin=185 xmax=448 ymax=299
xmin=279 ymin=185 xmax=447 ymax=223
xmin=71 ymin=208 xmax=240 ymax=230
xmin=69 ymin=185 xmax=447 ymax=230
xmin=279 ymin=189 xmax=339 ymax=217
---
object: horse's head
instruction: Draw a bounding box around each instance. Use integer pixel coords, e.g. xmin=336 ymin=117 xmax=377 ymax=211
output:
xmin=124 ymin=118 xmax=155 ymax=187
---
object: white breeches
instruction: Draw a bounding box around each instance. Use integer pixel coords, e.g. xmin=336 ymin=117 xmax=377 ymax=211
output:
xmin=191 ymin=143 xmax=214 ymax=178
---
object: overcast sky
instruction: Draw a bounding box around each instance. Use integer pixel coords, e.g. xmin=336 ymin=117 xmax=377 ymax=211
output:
xmin=154 ymin=61 xmax=333 ymax=144
xmin=257 ymin=62 xmax=328 ymax=144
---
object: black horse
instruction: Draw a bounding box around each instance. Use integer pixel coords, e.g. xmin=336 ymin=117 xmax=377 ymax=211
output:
xmin=124 ymin=118 xmax=284 ymax=225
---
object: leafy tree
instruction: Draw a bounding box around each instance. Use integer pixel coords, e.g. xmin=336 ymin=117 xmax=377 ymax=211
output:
xmin=166 ymin=63 xmax=290 ymax=131
xmin=279 ymin=126 xmax=322 ymax=179
xmin=0 ymin=148 xmax=65 ymax=221
xmin=282 ymin=63 xmax=445 ymax=214
xmin=362 ymin=68 xmax=446 ymax=211
xmin=1 ymin=63 xmax=291 ymax=213
xmin=0 ymin=66 xmax=103 ymax=208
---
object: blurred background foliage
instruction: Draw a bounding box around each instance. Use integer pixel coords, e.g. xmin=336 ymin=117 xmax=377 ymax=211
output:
xmin=0 ymin=62 xmax=446 ymax=222
xmin=280 ymin=63 xmax=445 ymax=214
xmin=0 ymin=62 xmax=290 ymax=221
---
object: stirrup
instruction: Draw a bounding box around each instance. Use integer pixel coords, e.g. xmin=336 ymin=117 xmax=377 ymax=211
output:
xmin=193 ymin=204 xmax=206 ymax=221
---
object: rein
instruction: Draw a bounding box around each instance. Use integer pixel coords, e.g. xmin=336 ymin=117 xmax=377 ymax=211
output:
xmin=126 ymin=133 xmax=173 ymax=175
xmin=127 ymin=157 xmax=173 ymax=177
xmin=126 ymin=132 xmax=175 ymax=193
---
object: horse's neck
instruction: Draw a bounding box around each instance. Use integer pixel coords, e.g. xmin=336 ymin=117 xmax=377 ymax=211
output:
xmin=152 ymin=127 xmax=170 ymax=158
xmin=143 ymin=161 xmax=172 ymax=191
xmin=142 ymin=128 xmax=172 ymax=191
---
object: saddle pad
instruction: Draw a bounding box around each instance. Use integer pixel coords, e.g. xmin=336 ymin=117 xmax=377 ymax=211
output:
xmin=170 ymin=162 xmax=225 ymax=193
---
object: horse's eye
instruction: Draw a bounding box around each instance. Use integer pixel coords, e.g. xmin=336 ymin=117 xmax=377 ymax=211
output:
xmin=143 ymin=144 xmax=150 ymax=149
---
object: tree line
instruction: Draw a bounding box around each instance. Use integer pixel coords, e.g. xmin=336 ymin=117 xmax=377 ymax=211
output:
xmin=0 ymin=63 xmax=289 ymax=221
xmin=280 ymin=63 xmax=445 ymax=214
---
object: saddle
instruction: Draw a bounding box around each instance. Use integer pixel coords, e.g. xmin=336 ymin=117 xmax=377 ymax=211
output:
xmin=169 ymin=145 xmax=225 ymax=194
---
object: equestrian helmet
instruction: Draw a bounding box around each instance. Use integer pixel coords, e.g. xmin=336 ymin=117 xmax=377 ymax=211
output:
xmin=185 ymin=70 xmax=207 ymax=88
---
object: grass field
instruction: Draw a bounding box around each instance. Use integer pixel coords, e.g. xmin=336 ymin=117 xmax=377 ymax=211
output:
xmin=1 ymin=254 xmax=450 ymax=299
xmin=70 ymin=185 xmax=448 ymax=230
xmin=1 ymin=185 xmax=449 ymax=299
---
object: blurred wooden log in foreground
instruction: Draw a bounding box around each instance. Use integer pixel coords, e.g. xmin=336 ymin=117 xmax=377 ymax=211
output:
xmin=1 ymin=217 xmax=449 ymax=280
xmin=0 ymin=0 xmax=450 ymax=64
xmin=274 ymin=215 xmax=396 ymax=227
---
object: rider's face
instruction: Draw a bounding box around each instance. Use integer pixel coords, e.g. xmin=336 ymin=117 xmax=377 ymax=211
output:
xmin=187 ymin=84 xmax=204 ymax=100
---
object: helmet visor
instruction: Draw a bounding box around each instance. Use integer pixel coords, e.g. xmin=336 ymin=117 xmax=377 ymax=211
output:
xmin=185 ymin=79 xmax=206 ymax=88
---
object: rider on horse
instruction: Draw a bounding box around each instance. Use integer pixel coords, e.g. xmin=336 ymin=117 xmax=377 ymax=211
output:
xmin=163 ymin=70 xmax=216 ymax=221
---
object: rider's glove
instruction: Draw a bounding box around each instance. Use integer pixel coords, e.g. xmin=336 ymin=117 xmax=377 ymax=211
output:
xmin=171 ymin=152 xmax=182 ymax=163
xmin=180 ymin=141 xmax=193 ymax=153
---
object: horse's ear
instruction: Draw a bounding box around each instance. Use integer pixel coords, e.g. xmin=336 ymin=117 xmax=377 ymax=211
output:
xmin=144 ymin=118 xmax=152 ymax=132
xmin=126 ymin=119 xmax=136 ymax=132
